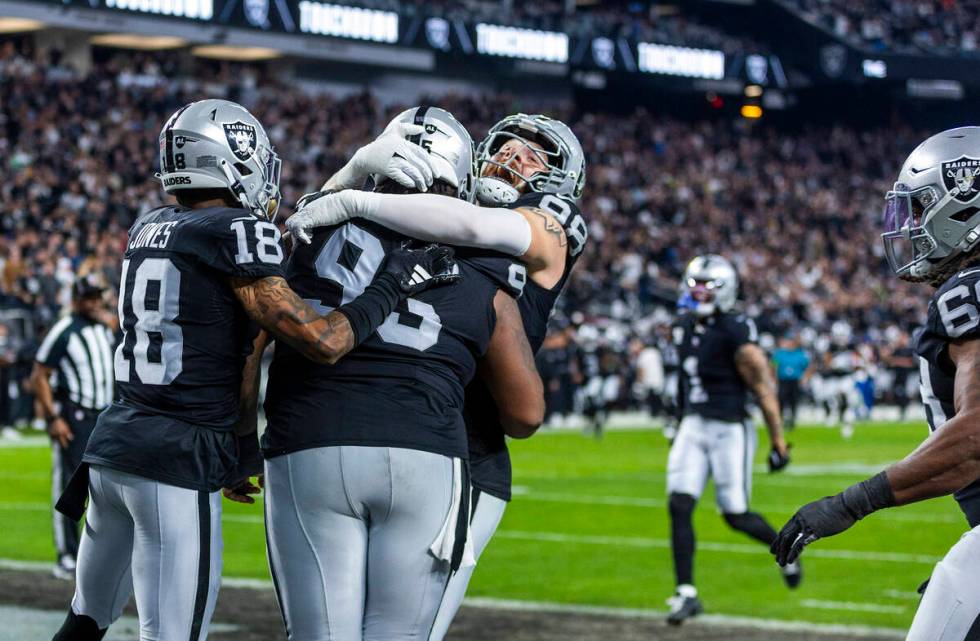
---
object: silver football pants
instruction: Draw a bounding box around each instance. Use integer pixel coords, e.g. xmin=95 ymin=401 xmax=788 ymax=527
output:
xmin=264 ymin=446 xmax=461 ymax=641
xmin=906 ymin=524 xmax=980 ymax=641
xmin=71 ymin=465 xmax=222 ymax=641
xmin=428 ymin=489 xmax=507 ymax=641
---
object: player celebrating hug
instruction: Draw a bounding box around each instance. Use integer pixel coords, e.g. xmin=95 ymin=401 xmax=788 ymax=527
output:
xmin=666 ymin=255 xmax=797 ymax=625
xmin=773 ymin=127 xmax=980 ymax=641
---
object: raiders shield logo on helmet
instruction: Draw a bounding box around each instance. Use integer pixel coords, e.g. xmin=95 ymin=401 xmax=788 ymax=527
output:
xmin=223 ymin=122 xmax=257 ymax=162
xmin=942 ymin=156 xmax=980 ymax=202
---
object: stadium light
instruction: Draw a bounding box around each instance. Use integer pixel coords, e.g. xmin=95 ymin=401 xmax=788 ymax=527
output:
xmin=90 ymin=34 xmax=187 ymax=49
xmin=0 ymin=17 xmax=44 ymax=33
xmin=191 ymin=45 xmax=282 ymax=60
xmin=740 ymin=104 xmax=762 ymax=119
xmin=744 ymin=84 xmax=763 ymax=98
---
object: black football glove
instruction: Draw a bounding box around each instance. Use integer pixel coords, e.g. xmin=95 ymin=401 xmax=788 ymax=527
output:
xmin=768 ymin=445 xmax=791 ymax=473
xmin=383 ymin=243 xmax=460 ymax=296
xmin=771 ymin=471 xmax=895 ymax=566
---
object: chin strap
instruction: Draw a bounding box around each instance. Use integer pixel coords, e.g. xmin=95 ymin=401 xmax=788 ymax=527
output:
xmin=476 ymin=176 xmax=520 ymax=205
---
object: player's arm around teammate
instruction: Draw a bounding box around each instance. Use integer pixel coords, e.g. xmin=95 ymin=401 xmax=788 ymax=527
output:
xmin=480 ymin=290 xmax=545 ymax=438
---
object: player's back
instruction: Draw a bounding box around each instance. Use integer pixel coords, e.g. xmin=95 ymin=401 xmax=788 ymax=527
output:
xmin=916 ymin=266 xmax=980 ymax=525
xmin=263 ymin=220 xmax=519 ymax=460
xmin=675 ymin=311 xmax=757 ymax=421
xmin=84 ymin=205 xmax=284 ymax=491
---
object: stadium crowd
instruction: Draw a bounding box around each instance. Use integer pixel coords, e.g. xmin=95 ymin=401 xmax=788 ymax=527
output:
xmin=783 ymin=0 xmax=980 ymax=55
xmin=0 ymin=39 xmax=925 ymax=431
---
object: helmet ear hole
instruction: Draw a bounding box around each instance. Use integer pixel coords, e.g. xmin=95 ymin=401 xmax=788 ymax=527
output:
xmin=234 ymin=162 xmax=253 ymax=176
xmin=950 ymin=206 xmax=980 ymax=223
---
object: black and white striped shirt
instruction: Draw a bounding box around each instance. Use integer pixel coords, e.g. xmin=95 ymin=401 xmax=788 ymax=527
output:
xmin=35 ymin=314 xmax=116 ymax=410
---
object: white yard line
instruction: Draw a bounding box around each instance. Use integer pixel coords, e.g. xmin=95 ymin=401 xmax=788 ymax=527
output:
xmin=801 ymin=599 xmax=906 ymax=614
xmin=0 ymin=559 xmax=906 ymax=638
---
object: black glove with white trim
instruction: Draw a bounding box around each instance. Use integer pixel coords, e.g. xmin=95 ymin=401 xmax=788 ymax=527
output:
xmin=767 ymin=445 xmax=791 ymax=472
xmin=383 ymin=243 xmax=460 ymax=296
xmin=771 ymin=471 xmax=895 ymax=566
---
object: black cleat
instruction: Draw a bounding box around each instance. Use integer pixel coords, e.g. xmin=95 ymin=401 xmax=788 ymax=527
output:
xmin=666 ymin=592 xmax=703 ymax=625
xmin=781 ymin=559 xmax=803 ymax=589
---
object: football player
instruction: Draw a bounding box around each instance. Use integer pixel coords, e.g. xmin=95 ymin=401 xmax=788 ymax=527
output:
xmin=773 ymin=127 xmax=980 ymax=640
xmin=260 ymin=106 xmax=545 ymax=640
xmin=822 ymin=321 xmax=863 ymax=438
xmin=666 ymin=255 xmax=796 ymax=625
xmin=50 ymin=99 xmax=454 ymax=641
xmin=286 ymin=112 xmax=588 ymax=640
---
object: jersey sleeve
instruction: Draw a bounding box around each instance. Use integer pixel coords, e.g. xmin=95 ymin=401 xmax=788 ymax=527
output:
xmin=726 ymin=314 xmax=759 ymax=349
xmin=514 ymin=192 xmax=589 ymax=258
xmin=457 ymin=250 xmax=527 ymax=299
xmin=917 ymin=269 xmax=980 ymax=366
xmin=179 ymin=209 xmax=286 ymax=279
xmin=35 ymin=317 xmax=72 ymax=367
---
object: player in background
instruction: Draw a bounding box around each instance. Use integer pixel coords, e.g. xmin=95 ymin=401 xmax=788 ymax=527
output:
xmin=822 ymin=321 xmax=864 ymax=438
xmin=287 ymin=112 xmax=588 ymax=640
xmin=656 ymin=322 xmax=682 ymax=440
xmin=883 ymin=329 xmax=917 ymax=421
xmin=50 ymin=99 xmax=453 ymax=641
xmin=772 ymin=127 xmax=980 ymax=640
xmin=261 ymin=106 xmax=544 ymax=640
xmin=666 ymin=255 xmax=796 ymax=625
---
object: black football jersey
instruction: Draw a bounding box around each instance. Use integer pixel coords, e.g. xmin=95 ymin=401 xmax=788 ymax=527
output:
xmin=84 ymin=206 xmax=284 ymax=491
xmin=465 ymin=192 xmax=588 ymax=500
xmin=262 ymin=220 xmax=521 ymax=460
xmin=914 ymin=266 xmax=980 ymax=527
xmin=674 ymin=311 xmax=757 ymax=421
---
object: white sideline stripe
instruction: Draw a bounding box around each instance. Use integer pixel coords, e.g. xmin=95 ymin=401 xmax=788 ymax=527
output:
xmin=492 ymin=530 xmax=942 ymax=564
xmin=883 ymin=589 xmax=921 ymax=600
xmin=0 ymin=503 xmax=944 ymax=564
xmin=801 ymin=599 xmax=905 ymax=614
xmin=0 ymin=436 xmax=49 ymax=448
xmin=508 ymin=489 xmax=963 ymax=524
xmin=0 ymin=559 xmax=906 ymax=638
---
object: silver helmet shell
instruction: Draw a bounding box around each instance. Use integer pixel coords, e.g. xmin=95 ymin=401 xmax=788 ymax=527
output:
xmin=158 ymin=99 xmax=281 ymax=220
xmin=382 ymin=106 xmax=476 ymax=202
xmin=680 ymin=254 xmax=738 ymax=317
xmin=475 ymin=114 xmax=585 ymax=205
xmin=882 ymin=126 xmax=980 ymax=282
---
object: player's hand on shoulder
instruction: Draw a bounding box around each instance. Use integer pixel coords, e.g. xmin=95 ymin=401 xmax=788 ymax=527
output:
xmin=383 ymin=242 xmax=460 ymax=296
xmin=767 ymin=443 xmax=791 ymax=472
xmin=331 ymin=122 xmax=435 ymax=193
xmin=287 ymin=190 xmax=362 ymax=245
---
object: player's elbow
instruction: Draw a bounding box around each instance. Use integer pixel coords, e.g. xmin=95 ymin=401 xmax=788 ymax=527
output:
xmin=501 ymin=393 xmax=545 ymax=439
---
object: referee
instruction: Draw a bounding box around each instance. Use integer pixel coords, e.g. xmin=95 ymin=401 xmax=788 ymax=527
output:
xmin=31 ymin=274 xmax=116 ymax=579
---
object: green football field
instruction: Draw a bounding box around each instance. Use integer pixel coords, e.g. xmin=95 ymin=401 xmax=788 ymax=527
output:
xmin=0 ymin=420 xmax=962 ymax=631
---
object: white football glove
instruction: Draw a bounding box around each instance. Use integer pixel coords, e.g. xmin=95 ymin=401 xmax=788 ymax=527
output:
xmin=323 ymin=123 xmax=436 ymax=192
xmin=287 ymin=190 xmax=379 ymax=245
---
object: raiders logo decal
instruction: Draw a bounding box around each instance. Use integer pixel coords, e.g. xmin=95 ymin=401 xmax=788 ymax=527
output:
xmin=223 ymin=122 xmax=257 ymax=162
xmin=942 ymin=156 xmax=980 ymax=203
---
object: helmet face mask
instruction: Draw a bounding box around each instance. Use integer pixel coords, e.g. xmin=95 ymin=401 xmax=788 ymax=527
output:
xmin=475 ymin=114 xmax=585 ymax=205
xmin=679 ymin=255 xmax=738 ymax=317
xmin=158 ymin=99 xmax=282 ymax=220
xmin=881 ymin=127 xmax=980 ymax=283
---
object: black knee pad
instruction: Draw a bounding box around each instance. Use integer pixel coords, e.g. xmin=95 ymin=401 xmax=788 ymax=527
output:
xmin=52 ymin=610 xmax=107 ymax=641
xmin=669 ymin=493 xmax=696 ymax=519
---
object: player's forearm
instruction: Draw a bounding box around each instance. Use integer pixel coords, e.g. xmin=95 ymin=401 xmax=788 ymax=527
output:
xmin=232 ymin=276 xmax=356 ymax=364
xmin=30 ymin=365 xmax=57 ymax=419
xmin=236 ymin=332 xmax=266 ymax=437
xmin=757 ymin=390 xmax=785 ymax=445
xmin=884 ymin=411 xmax=980 ymax=505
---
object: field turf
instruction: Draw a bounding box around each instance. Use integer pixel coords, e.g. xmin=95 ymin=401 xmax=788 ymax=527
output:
xmin=0 ymin=420 xmax=960 ymax=631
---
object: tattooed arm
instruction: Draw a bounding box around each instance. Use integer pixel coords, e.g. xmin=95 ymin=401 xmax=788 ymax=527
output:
xmin=479 ymin=290 xmax=545 ymax=438
xmin=884 ymin=338 xmax=980 ymax=504
xmin=512 ymin=206 xmax=568 ymax=289
xmin=735 ymin=343 xmax=788 ymax=455
xmin=230 ymin=276 xmax=355 ymax=365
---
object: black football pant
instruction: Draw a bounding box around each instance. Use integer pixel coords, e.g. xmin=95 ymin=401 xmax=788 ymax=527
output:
xmin=52 ymin=400 xmax=98 ymax=561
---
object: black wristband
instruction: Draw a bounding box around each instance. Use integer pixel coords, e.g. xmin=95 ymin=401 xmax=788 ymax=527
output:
xmin=335 ymin=272 xmax=403 ymax=346
xmin=841 ymin=471 xmax=896 ymax=520
xmin=235 ymin=432 xmax=263 ymax=479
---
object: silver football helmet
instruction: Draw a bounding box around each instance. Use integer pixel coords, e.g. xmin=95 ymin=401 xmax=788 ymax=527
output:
xmin=680 ymin=255 xmax=738 ymax=317
xmin=157 ymin=99 xmax=281 ymax=219
xmin=883 ymin=126 xmax=980 ymax=283
xmin=381 ymin=106 xmax=476 ymax=202
xmin=475 ymin=114 xmax=586 ymax=205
